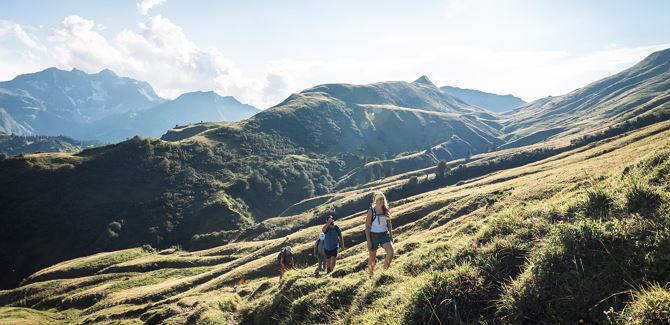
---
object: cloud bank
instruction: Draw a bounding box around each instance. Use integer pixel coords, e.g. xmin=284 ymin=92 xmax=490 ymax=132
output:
xmin=40 ymin=11 xmax=292 ymax=108
xmin=0 ymin=0 xmax=294 ymax=108
xmin=0 ymin=1 xmax=667 ymax=108
xmin=137 ymin=0 xmax=166 ymax=16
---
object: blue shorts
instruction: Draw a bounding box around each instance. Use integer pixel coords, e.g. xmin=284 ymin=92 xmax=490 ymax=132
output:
xmin=370 ymin=232 xmax=391 ymax=250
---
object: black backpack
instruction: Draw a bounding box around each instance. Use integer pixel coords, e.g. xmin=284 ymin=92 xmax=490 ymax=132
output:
xmin=370 ymin=206 xmax=383 ymax=225
xmin=278 ymin=249 xmax=292 ymax=262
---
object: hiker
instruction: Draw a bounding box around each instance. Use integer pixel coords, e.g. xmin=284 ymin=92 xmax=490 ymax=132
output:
xmin=313 ymin=232 xmax=327 ymax=276
xmin=277 ymin=246 xmax=294 ymax=279
xmin=365 ymin=191 xmax=394 ymax=277
xmin=321 ymin=215 xmax=345 ymax=273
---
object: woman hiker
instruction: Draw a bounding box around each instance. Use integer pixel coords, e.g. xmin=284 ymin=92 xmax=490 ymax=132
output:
xmin=365 ymin=191 xmax=395 ymax=277
xmin=321 ymin=215 xmax=345 ymax=274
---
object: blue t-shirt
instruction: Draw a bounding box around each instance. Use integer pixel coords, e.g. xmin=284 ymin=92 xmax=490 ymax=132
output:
xmin=323 ymin=225 xmax=341 ymax=250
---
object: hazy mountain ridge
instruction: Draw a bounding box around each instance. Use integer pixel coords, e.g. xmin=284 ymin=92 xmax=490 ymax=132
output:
xmin=0 ymin=67 xmax=163 ymax=124
xmin=89 ymin=91 xmax=260 ymax=141
xmin=502 ymin=47 xmax=670 ymax=144
xmin=0 ymin=106 xmax=32 ymax=136
xmin=0 ymin=74 xmax=503 ymax=289
xmin=0 ymin=68 xmax=260 ymax=143
xmin=0 ymin=133 xmax=99 ymax=156
xmin=440 ymin=85 xmax=526 ymax=112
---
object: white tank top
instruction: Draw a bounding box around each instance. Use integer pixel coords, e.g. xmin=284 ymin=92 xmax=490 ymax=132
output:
xmin=369 ymin=206 xmax=389 ymax=233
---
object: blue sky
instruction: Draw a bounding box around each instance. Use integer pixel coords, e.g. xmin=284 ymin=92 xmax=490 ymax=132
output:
xmin=1 ymin=0 xmax=669 ymax=107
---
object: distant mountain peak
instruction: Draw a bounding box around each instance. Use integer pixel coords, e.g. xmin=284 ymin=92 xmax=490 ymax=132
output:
xmin=412 ymin=75 xmax=436 ymax=87
xmin=440 ymin=85 xmax=526 ymax=113
xmin=639 ymin=47 xmax=670 ymax=67
xmin=176 ymin=90 xmax=220 ymax=100
xmin=96 ymin=68 xmax=118 ymax=78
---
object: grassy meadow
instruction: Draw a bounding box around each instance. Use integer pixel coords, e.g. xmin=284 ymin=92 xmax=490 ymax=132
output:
xmin=1 ymin=118 xmax=670 ymax=324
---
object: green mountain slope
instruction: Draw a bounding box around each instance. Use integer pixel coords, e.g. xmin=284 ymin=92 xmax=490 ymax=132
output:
xmin=1 ymin=117 xmax=669 ymax=324
xmin=1 ymin=48 xmax=669 ymax=323
xmin=0 ymin=77 xmax=501 ymax=289
xmin=0 ymin=133 xmax=99 ymax=156
xmin=440 ymin=85 xmax=526 ymax=112
xmin=501 ymin=48 xmax=670 ymax=147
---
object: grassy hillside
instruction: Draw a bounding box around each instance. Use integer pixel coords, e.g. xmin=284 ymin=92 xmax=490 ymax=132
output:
xmin=0 ymin=78 xmax=500 ymax=290
xmin=0 ymin=133 xmax=99 ymax=156
xmin=2 ymin=48 xmax=669 ymax=322
xmin=1 ymin=117 xmax=669 ymax=324
xmin=502 ymin=48 xmax=670 ymax=146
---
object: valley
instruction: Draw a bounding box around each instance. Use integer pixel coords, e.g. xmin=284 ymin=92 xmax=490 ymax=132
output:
xmin=0 ymin=48 xmax=669 ymax=324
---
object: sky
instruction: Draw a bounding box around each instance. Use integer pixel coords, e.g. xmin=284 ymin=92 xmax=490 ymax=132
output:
xmin=0 ymin=0 xmax=669 ymax=108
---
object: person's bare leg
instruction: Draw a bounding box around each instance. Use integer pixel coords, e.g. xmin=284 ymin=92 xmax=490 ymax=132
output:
xmin=382 ymin=242 xmax=394 ymax=270
xmin=330 ymin=257 xmax=337 ymax=273
xmin=368 ymin=250 xmax=377 ymax=276
xmin=326 ymin=257 xmax=334 ymax=273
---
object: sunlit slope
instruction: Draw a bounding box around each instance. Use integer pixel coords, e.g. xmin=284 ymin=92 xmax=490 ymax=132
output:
xmin=0 ymin=77 xmax=502 ymax=289
xmin=502 ymin=48 xmax=670 ymax=147
xmin=2 ymin=119 xmax=669 ymax=324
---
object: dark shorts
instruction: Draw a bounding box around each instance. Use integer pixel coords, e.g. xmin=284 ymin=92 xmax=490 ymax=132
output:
xmin=325 ymin=248 xmax=338 ymax=258
xmin=370 ymin=232 xmax=392 ymax=250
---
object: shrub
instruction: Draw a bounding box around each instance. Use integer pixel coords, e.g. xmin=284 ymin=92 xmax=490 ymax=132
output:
xmin=498 ymin=220 xmax=643 ymax=323
xmin=141 ymin=244 xmax=156 ymax=253
xmin=631 ymin=148 xmax=670 ymax=188
xmin=619 ymin=284 xmax=670 ymax=325
xmin=623 ymin=175 xmax=662 ymax=215
xmin=435 ymin=161 xmax=449 ymax=179
xmin=578 ymin=180 xmax=616 ymax=219
xmin=403 ymin=264 xmax=486 ymax=324
xmin=408 ymin=176 xmax=419 ymax=186
xmin=241 ymin=275 xmax=327 ymax=324
xmin=475 ymin=236 xmax=530 ymax=283
xmin=476 ymin=207 xmax=549 ymax=245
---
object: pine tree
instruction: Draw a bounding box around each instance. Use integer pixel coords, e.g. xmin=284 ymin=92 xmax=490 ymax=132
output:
xmin=436 ymin=161 xmax=450 ymax=180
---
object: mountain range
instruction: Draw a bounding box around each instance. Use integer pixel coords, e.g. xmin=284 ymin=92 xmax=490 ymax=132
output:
xmin=0 ymin=132 xmax=99 ymax=156
xmin=500 ymin=48 xmax=670 ymax=148
xmin=0 ymin=73 xmax=506 ymax=289
xmin=440 ymin=85 xmax=526 ymax=112
xmin=0 ymin=68 xmax=260 ymax=142
xmin=0 ymin=68 xmax=526 ymax=148
xmin=0 ymin=48 xmax=669 ymax=324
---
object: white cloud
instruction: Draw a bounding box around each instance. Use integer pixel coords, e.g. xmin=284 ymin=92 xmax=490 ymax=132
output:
xmin=1 ymin=6 xmax=668 ymax=109
xmin=49 ymin=15 xmax=130 ymax=72
xmin=0 ymin=20 xmax=45 ymax=51
xmin=265 ymin=43 xmax=670 ymax=102
xmin=114 ymin=14 xmax=241 ymax=96
xmin=45 ymin=14 xmax=289 ymax=108
xmin=137 ymin=0 xmax=166 ymax=16
xmin=0 ymin=20 xmax=50 ymax=81
xmin=425 ymin=44 xmax=670 ymax=99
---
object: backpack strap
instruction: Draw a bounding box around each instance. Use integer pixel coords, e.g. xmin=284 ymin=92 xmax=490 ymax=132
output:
xmin=370 ymin=206 xmax=380 ymax=224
